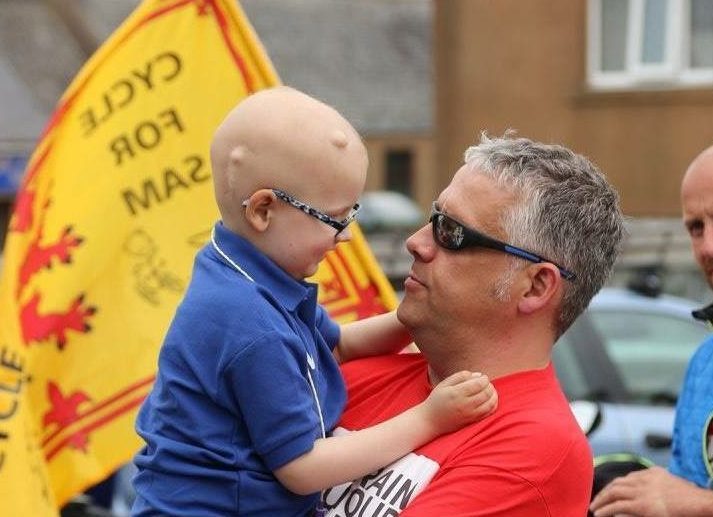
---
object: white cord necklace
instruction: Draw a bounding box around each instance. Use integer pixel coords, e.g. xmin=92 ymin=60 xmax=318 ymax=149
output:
xmin=306 ymin=366 xmax=326 ymax=439
xmin=211 ymin=228 xmax=254 ymax=282
xmin=210 ymin=227 xmax=325 ymax=439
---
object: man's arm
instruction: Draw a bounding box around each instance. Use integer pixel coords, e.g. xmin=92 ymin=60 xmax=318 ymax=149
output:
xmin=590 ymin=466 xmax=713 ymax=516
xmin=273 ymin=371 xmax=496 ymax=495
xmin=333 ymin=310 xmax=414 ymax=363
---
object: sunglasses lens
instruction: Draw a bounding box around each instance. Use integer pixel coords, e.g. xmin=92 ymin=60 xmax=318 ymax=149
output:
xmin=434 ymin=214 xmax=463 ymax=249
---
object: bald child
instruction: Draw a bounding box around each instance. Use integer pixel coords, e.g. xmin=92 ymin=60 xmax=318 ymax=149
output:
xmin=132 ymin=87 xmax=497 ymax=516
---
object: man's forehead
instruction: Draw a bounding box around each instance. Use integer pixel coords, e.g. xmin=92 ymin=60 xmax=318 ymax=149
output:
xmin=695 ymin=145 xmax=713 ymax=165
xmin=439 ymin=170 xmax=515 ymax=233
xmin=681 ymin=159 xmax=713 ymax=224
xmin=682 ymin=151 xmax=713 ymax=200
xmin=445 ymin=167 xmax=515 ymax=201
xmin=684 ymin=147 xmax=713 ymax=182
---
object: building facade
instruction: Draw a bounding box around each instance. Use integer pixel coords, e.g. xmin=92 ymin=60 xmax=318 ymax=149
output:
xmin=434 ymin=0 xmax=713 ymax=217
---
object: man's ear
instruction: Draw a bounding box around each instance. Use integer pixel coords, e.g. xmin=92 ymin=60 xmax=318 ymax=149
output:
xmin=242 ymin=189 xmax=276 ymax=233
xmin=518 ymin=263 xmax=561 ymax=315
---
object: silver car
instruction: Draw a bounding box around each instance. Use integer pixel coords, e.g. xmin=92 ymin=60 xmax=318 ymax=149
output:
xmin=556 ymin=287 xmax=710 ymax=466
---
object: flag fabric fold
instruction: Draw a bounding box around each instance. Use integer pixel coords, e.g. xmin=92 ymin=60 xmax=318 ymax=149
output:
xmin=0 ymin=1 xmax=396 ymax=513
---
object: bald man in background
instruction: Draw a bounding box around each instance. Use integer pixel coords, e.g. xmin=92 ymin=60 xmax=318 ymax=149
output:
xmin=590 ymin=147 xmax=713 ymax=516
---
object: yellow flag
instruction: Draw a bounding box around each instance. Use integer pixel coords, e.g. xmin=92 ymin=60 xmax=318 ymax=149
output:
xmin=0 ymin=0 xmax=396 ymax=513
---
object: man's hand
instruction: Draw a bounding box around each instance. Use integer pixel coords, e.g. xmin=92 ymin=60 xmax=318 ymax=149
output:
xmin=590 ymin=466 xmax=713 ymax=516
xmin=421 ymin=371 xmax=498 ymax=435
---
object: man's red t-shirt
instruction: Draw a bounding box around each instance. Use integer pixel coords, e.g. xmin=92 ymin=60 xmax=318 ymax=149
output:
xmin=321 ymin=354 xmax=593 ymax=517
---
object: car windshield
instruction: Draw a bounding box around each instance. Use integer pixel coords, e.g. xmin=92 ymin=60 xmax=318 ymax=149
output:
xmin=554 ymin=290 xmax=711 ymax=406
xmin=587 ymin=310 xmax=709 ymax=404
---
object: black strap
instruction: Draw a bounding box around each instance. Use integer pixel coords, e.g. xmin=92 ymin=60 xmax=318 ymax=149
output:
xmin=692 ymin=302 xmax=713 ymax=324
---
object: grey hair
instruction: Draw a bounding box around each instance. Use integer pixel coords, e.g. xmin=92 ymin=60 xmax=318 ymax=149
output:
xmin=465 ymin=132 xmax=624 ymax=335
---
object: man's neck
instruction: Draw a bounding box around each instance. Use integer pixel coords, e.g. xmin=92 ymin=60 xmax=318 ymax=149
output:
xmin=425 ymin=357 xmax=550 ymax=386
xmin=420 ymin=327 xmax=553 ymax=385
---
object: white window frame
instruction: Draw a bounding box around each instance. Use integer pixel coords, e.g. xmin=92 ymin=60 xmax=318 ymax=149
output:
xmin=681 ymin=0 xmax=713 ymax=83
xmin=588 ymin=0 xmax=713 ymax=89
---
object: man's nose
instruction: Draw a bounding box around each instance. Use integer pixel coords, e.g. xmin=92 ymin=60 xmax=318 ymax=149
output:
xmin=405 ymin=223 xmax=436 ymax=261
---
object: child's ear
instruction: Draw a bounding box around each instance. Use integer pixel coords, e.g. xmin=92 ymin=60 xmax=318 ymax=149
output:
xmin=242 ymin=189 xmax=276 ymax=233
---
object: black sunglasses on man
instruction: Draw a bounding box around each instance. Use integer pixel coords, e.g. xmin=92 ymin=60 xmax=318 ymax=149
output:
xmin=429 ymin=202 xmax=576 ymax=281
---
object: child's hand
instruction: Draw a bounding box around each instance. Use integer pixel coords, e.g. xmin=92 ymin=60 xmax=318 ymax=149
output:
xmin=421 ymin=371 xmax=498 ymax=435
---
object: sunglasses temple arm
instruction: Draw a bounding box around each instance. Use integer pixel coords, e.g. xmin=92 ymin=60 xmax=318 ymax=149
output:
xmin=504 ymin=245 xmax=575 ymax=281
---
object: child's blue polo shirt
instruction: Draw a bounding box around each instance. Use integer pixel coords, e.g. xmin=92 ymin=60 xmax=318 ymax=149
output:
xmin=132 ymin=222 xmax=345 ymax=516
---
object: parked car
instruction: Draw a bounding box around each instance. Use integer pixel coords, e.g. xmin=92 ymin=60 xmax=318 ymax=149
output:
xmin=555 ymin=287 xmax=710 ymax=466
xmin=357 ymin=190 xmax=423 ymax=233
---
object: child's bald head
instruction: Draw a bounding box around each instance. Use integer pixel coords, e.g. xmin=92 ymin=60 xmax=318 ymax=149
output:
xmin=210 ymin=86 xmax=367 ymax=231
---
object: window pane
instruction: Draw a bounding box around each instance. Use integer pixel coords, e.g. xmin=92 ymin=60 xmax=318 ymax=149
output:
xmin=601 ymin=0 xmax=629 ymax=71
xmin=691 ymin=0 xmax=713 ymax=68
xmin=588 ymin=311 xmax=708 ymax=404
xmin=385 ymin=149 xmax=413 ymax=197
xmin=642 ymin=0 xmax=668 ymax=64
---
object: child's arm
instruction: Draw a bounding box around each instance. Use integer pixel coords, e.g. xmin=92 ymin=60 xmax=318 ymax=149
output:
xmin=273 ymin=370 xmax=498 ymax=495
xmin=334 ymin=310 xmax=413 ymax=363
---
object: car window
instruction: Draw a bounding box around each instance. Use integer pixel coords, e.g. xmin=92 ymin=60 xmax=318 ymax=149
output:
xmin=588 ymin=310 xmax=709 ymax=404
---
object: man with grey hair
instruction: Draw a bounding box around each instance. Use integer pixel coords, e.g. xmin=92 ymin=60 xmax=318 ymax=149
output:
xmin=322 ymin=133 xmax=624 ymax=516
